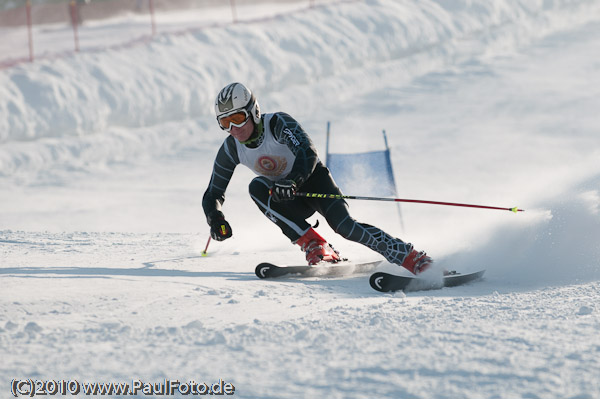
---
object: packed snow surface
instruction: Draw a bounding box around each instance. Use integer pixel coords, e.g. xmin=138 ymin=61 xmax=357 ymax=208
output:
xmin=1 ymin=0 xmax=600 ymax=398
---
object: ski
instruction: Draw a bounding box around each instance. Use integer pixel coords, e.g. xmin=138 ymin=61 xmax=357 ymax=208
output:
xmin=369 ymin=270 xmax=486 ymax=293
xmin=255 ymin=260 xmax=382 ymax=279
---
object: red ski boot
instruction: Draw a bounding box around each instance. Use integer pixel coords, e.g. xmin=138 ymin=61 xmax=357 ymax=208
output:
xmin=296 ymin=228 xmax=341 ymax=266
xmin=401 ymin=247 xmax=433 ymax=275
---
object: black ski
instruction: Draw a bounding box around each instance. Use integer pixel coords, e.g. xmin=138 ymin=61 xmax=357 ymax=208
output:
xmin=369 ymin=270 xmax=486 ymax=293
xmin=255 ymin=260 xmax=382 ymax=279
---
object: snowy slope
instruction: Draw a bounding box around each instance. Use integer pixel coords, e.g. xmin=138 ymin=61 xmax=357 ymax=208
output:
xmin=1 ymin=0 xmax=600 ymax=398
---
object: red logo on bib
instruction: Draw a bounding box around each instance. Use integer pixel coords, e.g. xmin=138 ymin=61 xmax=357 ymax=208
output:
xmin=255 ymin=156 xmax=287 ymax=177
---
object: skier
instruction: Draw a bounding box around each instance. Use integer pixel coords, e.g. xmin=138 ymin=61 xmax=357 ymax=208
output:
xmin=202 ymin=82 xmax=432 ymax=274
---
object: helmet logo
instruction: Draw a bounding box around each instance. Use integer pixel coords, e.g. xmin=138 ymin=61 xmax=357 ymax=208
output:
xmin=217 ymin=83 xmax=236 ymax=113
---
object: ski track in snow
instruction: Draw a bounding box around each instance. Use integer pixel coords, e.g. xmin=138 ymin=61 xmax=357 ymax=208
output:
xmin=2 ymin=231 xmax=600 ymax=398
xmin=1 ymin=0 xmax=600 ymax=398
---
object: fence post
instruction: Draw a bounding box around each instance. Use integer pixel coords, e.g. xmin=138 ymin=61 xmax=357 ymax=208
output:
xmin=69 ymin=0 xmax=80 ymax=52
xmin=26 ymin=0 xmax=34 ymax=62
xmin=230 ymin=0 xmax=237 ymax=23
xmin=148 ymin=0 xmax=156 ymax=36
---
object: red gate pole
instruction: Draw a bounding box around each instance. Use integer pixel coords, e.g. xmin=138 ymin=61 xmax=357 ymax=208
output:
xmin=26 ymin=0 xmax=34 ymax=62
xmin=148 ymin=0 xmax=156 ymax=36
xmin=69 ymin=0 xmax=80 ymax=52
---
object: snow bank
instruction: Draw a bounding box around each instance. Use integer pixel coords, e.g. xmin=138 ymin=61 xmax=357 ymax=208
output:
xmin=2 ymin=0 xmax=599 ymax=146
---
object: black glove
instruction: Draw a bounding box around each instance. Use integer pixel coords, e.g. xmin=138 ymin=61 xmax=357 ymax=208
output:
xmin=271 ymin=179 xmax=297 ymax=202
xmin=208 ymin=211 xmax=232 ymax=241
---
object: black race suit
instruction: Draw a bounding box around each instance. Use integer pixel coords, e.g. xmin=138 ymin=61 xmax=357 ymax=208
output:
xmin=202 ymin=112 xmax=412 ymax=264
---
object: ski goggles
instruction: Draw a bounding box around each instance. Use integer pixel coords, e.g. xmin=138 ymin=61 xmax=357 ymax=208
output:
xmin=217 ymin=109 xmax=250 ymax=132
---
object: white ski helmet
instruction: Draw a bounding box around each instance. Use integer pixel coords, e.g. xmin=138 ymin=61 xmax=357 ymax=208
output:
xmin=214 ymin=83 xmax=261 ymax=130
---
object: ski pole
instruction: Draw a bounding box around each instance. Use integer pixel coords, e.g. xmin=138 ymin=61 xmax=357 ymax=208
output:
xmin=295 ymin=192 xmax=524 ymax=213
xmin=201 ymin=236 xmax=211 ymax=256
